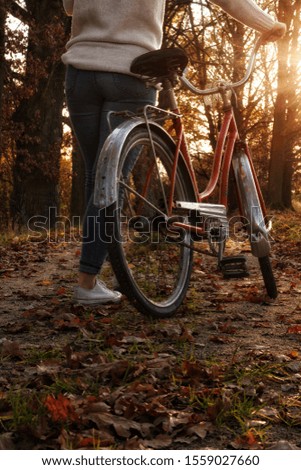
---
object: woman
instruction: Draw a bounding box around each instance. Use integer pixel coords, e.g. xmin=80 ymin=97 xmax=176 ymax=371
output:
xmin=62 ymin=0 xmax=285 ymax=305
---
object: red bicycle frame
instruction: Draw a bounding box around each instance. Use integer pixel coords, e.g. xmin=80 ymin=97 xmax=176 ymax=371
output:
xmin=166 ymin=90 xmax=267 ymax=223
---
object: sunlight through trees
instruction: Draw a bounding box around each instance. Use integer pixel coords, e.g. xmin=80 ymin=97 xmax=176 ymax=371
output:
xmin=1 ymin=0 xmax=300 ymax=231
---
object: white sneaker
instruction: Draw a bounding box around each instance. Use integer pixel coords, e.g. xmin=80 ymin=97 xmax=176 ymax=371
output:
xmin=73 ymin=280 xmax=122 ymax=305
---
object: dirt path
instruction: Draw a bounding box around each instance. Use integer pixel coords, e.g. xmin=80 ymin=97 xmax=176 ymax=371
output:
xmin=1 ymin=214 xmax=301 ymax=450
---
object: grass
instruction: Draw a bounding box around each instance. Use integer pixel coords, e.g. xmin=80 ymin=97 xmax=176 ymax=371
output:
xmin=7 ymin=390 xmax=45 ymax=431
xmin=271 ymin=209 xmax=301 ymax=242
xmin=1 ymin=323 xmax=299 ymax=449
xmin=172 ymin=353 xmax=292 ymax=442
xmin=26 ymin=347 xmax=64 ymax=364
xmin=1 ymin=212 xmax=301 ymax=449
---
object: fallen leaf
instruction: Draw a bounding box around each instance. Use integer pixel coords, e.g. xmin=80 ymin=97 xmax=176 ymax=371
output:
xmin=187 ymin=422 xmax=211 ymax=439
xmin=162 ymin=412 xmax=192 ymax=433
xmin=85 ymin=412 xmax=153 ymax=439
xmin=209 ymin=335 xmax=232 ymax=344
xmin=56 ymin=287 xmax=66 ymax=295
xmin=288 ymin=350 xmax=299 ymax=359
xmin=244 ymin=429 xmax=257 ymax=446
xmin=1 ymin=340 xmax=24 ymax=359
xmin=39 ymin=279 xmax=53 ymax=286
xmin=142 ymin=434 xmax=172 ymax=449
xmin=45 ymin=394 xmax=77 ymax=423
xmin=0 ymin=433 xmax=15 ymax=450
xmin=287 ymin=325 xmax=301 ymax=334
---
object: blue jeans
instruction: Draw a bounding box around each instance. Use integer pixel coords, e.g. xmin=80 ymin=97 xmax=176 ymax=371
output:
xmin=65 ymin=66 xmax=156 ymax=274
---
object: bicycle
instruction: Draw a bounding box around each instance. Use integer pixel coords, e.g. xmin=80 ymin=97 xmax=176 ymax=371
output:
xmin=94 ymin=37 xmax=277 ymax=318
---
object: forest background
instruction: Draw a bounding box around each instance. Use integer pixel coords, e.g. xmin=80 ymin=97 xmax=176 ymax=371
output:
xmin=0 ymin=0 xmax=300 ymax=234
xmin=2 ymin=0 xmax=301 ymax=451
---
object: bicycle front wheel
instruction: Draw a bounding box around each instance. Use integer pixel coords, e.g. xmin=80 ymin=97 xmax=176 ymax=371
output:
xmin=105 ymin=124 xmax=196 ymax=317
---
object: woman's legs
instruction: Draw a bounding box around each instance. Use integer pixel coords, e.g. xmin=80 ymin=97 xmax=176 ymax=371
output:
xmin=65 ymin=67 xmax=156 ymax=299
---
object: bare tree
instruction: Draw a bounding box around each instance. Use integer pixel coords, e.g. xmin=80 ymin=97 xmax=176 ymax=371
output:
xmin=9 ymin=0 xmax=70 ymax=227
xmin=268 ymin=0 xmax=301 ymax=208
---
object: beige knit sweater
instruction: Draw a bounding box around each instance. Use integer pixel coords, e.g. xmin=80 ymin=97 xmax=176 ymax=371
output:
xmin=62 ymin=0 xmax=275 ymax=74
xmin=62 ymin=0 xmax=166 ymax=74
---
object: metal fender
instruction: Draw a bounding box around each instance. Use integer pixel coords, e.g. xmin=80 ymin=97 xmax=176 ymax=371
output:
xmin=93 ymin=117 xmax=187 ymax=209
xmin=232 ymin=148 xmax=271 ymax=258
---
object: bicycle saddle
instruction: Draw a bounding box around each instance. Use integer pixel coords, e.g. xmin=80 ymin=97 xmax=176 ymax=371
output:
xmin=130 ymin=48 xmax=188 ymax=78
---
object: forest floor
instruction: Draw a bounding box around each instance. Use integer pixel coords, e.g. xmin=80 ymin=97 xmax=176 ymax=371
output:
xmin=1 ymin=210 xmax=301 ymax=450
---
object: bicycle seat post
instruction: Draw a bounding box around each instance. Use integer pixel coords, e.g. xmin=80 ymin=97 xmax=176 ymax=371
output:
xmin=131 ymin=48 xmax=188 ymax=113
xmin=159 ymin=76 xmax=179 ymax=112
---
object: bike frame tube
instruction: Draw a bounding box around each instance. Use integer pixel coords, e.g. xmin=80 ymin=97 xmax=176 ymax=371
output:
xmin=198 ymin=109 xmax=238 ymax=202
xmin=174 ymin=114 xmax=199 ymax=192
xmin=167 ymin=109 xmax=200 ymax=214
xmin=153 ymin=87 xmax=199 ymax=211
xmin=219 ymin=112 xmax=239 ymax=207
xmin=169 ymin=113 xmax=184 ymax=215
xmin=136 ymin=160 xmax=156 ymax=215
xmin=171 ymin=220 xmax=206 ymax=237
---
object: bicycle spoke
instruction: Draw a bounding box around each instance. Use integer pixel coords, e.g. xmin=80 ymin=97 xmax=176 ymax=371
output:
xmin=118 ymin=179 xmax=167 ymax=218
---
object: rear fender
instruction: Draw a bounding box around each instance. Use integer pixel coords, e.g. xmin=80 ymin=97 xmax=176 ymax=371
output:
xmin=93 ymin=118 xmax=196 ymax=208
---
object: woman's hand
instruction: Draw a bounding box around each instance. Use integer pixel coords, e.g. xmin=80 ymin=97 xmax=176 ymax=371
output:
xmin=261 ymin=22 xmax=287 ymax=43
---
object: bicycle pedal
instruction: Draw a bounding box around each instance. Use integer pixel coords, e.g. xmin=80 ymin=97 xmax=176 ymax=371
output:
xmin=219 ymin=255 xmax=249 ymax=278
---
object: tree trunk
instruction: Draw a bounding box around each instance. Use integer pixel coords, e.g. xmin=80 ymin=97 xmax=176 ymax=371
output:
xmin=268 ymin=33 xmax=289 ymax=208
xmin=268 ymin=0 xmax=300 ymax=209
xmin=0 ymin=0 xmax=6 ymax=149
xmin=282 ymin=0 xmax=301 ymax=208
xmin=10 ymin=0 xmax=69 ymax=227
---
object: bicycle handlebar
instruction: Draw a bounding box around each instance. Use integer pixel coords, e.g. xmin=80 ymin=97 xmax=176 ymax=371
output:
xmin=180 ymin=36 xmax=263 ymax=96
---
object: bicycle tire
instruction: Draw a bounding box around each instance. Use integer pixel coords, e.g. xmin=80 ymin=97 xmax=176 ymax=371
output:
xmin=232 ymin=148 xmax=277 ymax=299
xmin=258 ymin=255 xmax=277 ymax=299
xmin=105 ymin=124 xmax=197 ymax=317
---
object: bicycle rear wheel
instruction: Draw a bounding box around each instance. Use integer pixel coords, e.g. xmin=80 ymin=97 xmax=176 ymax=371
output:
xmin=232 ymin=147 xmax=277 ymax=299
xmin=105 ymin=124 xmax=197 ymax=317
